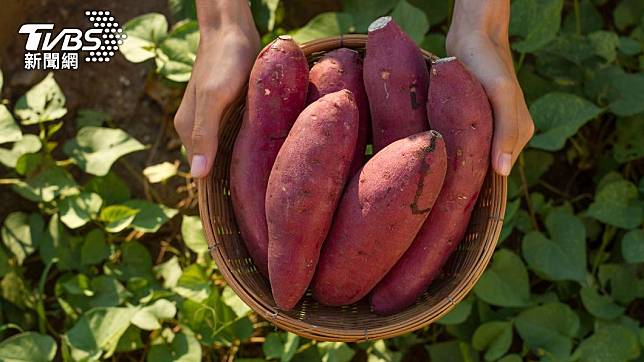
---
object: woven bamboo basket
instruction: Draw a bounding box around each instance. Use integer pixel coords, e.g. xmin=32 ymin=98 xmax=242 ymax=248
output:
xmin=198 ymin=34 xmax=507 ymax=342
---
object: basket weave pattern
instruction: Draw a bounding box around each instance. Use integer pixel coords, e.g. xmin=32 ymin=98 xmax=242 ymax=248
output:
xmin=198 ymin=35 xmax=507 ymax=342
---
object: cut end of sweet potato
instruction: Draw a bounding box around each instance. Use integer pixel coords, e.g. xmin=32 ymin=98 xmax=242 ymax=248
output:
xmin=277 ymin=35 xmax=293 ymax=41
xmin=368 ymin=16 xmax=392 ymax=32
xmin=433 ymin=56 xmax=457 ymax=64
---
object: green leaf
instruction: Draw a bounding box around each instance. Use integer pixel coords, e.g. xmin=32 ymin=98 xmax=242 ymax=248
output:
xmin=521 ymin=209 xmax=587 ymax=282
xmin=587 ymin=176 xmax=642 ymax=229
xmin=115 ymin=325 xmax=143 ymax=353
xmin=574 ymin=324 xmax=641 ymax=361
xmin=40 ymin=214 xmax=81 ymax=271
xmin=407 ymin=0 xmax=450 ymax=26
xmin=622 ymin=229 xmax=644 ymax=263
xmin=64 ymin=307 xmax=138 ymax=360
xmin=318 ymin=342 xmax=355 ymax=362
xmin=390 ymin=0 xmax=429 ymax=45
xmin=181 ymin=215 xmax=208 ymax=254
xmin=425 ymin=340 xmax=479 ymax=362
xmin=62 ymin=274 xmax=93 ymax=296
xmin=76 ymin=109 xmax=110 ymax=128
xmin=12 ymin=164 xmax=78 ymax=203
xmin=515 ymin=302 xmax=580 ymax=358
xmin=173 ymin=264 xmax=210 ymax=302
xmin=222 ymin=286 xmax=251 ymax=317
xmin=147 ymin=327 xmax=202 ymax=362
xmin=123 ymin=200 xmax=178 ymax=233
xmin=343 ymin=0 xmax=397 ymax=32
xmin=510 ymin=0 xmax=564 ymax=53
xmin=251 ymin=0 xmax=281 ymax=33
xmin=613 ymin=0 xmax=644 ymax=31
xmin=100 ymin=205 xmax=139 ymax=233
xmin=153 ymin=256 xmax=182 ymax=289
xmin=113 ymin=241 xmax=154 ymax=281
xmin=81 ymin=229 xmax=109 ymax=266
xmin=618 ymin=36 xmax=641 ymax=56
xmin=143 ymin=162 xmax=178 ymax=183
xmin=121 ymin=13 xmax=168 ymax=63
xmin=1 ymin=271 xmax=34 ymax=309
xmin=580 ymin=286 xmax=625 ymax=320
xmin=472 ymin=321 xmax=513 ymax=361
xmin=0 ymin=135 xmax=41 ymax=168
xmin=156 ymin=20 xmax=199 ymax=82
xmin=1 ymin=212 xmax=45 ymax=265
xmin=64 ymin=126 xmax=146 ymax=176
xmin=497 ymin=355 xmax=522 ymax=362
xmin=588 ymin=31 xmax=620 ymax=62
xmin=0 ymin=105 xmax=21 ymax=145
xmin=169 ymin=0 xmax=197 ymax=20
xmin=59 ymin=192 xmax=103 ymax=229
xmin=420 ymin=33 xmax=446 ymax=58
xmin=85 ymin=171 xmax=131 ymax=205
xmin=0 ymin=247 xmax=10 ymax=278
xmin=614 ymin=116 xmax=644 ymax=163
xmin=599 ymin=264 xmax=639 ymax=304
xmin=0 ymin=332 xmax=57 ymax=362
xmin=132 ymin=299 xmax=177 ymax=330
xmin=562 ymin=0 xmax=603 ymax=34
xmin=263 ymin=332 xmax=300 ymax=362
xmin=14 ymin=73 xmax=67 ymax=125
xmin=474 ymin=249 xmax=530 ymax=307
xmin=14 ymin=152 xmax=43 ymax=176
xmin=437 ymin=296 xmax=474 ymax=325
xmin=291 ymin=12 xmax=354 ymax=44
xmin=607 ymin=72 xmax=644 ymax=116
xmin=529 ymin=92 xmax=602 ymax=151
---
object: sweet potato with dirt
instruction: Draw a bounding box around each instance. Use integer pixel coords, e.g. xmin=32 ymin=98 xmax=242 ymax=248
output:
xmin=308 ymin=48 xmax=369 ymax=177
xmin=312 ymin=131 xmax=447 ymax=306
xmin=364 ymin=17 xmax=430 ymax=152
xmin=371 ymin=57 xmax=493 ymax=315
xmin=230 ymin=35 xmax=309 ymax=277
xmin=266 ymin=90 xmax=359 ymax=310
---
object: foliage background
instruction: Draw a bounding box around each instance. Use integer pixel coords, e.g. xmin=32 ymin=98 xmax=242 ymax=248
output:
xmin=0 ymin=0 xmax=643 ymax=361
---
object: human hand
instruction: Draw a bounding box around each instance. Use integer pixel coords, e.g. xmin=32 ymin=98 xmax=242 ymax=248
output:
xmin=446 ymin=0 xmax=534 ymax=176
xmin=174 ymin=1 xmax=260 ymax=178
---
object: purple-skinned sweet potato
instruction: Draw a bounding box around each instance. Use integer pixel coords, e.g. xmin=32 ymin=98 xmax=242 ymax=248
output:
xmin=363 ymin=17 xmax=430 ymax=152
xmin=266 ymin=90 xmax=359 ymax=310
xmin=312 ymin=130 xmax=447 ymax=306
xmin=308 ymin=48 xmax=370 ymax=177
xmin=371 ymin=57 xmax=493 ymax=315
xmin=230 ymin=35 xmax=309 ymax=277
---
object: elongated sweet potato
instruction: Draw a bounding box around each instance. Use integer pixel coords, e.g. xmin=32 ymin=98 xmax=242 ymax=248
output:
xmin=312 ymin=131 xmax=447 ymax=306
xmin=364 ymin=17 xmax=430 ymax=152
xmin=266 ymin=90 xmax=359 ymax=310
xmin=308 ymin=48 xmax=369 ymax=177
xmin=230 ymin=36 xmax=309 ymax=277
xmin=371 ymin=57 xmax=493 ymax=315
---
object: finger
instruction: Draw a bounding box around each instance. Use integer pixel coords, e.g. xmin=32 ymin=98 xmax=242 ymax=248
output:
xmin=174 ymin=79 xmax=197 ymax=160
xmin=486 ymin=80 xmax=520 ymax=176
xmin=190 ymin=85 xmax=226 ymax=178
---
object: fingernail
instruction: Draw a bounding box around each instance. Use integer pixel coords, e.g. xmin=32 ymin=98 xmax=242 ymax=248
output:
xmin=497 ymin=153 xmax=512 ymax=176
xmin=190 ymin=154 xmax=208 ymax=178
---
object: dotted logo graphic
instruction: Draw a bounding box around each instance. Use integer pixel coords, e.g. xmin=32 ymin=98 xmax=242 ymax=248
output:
xmin=83 ymin=10 xmax=126 ymax=63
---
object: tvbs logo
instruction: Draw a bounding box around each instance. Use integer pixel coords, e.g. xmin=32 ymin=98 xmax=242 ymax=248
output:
xmin=18 ymin=10 xmax=127 ymax=70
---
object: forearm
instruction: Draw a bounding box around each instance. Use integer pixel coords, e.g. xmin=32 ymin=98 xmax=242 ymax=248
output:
xmin=196 ymin=0 xmax=256 ymax=34
xmin=448 ymin=0 xmax=510 ymax=46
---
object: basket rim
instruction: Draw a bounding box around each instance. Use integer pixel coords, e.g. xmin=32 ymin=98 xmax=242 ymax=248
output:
xmin=197 ymin=34 xmax=507 ymax=342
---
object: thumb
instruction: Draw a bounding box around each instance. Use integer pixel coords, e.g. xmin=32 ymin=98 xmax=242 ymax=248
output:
xmin=190 ymin=90 xmax=224 ymax=178
xmin=486 ymin=81 xmax=519 ymax=176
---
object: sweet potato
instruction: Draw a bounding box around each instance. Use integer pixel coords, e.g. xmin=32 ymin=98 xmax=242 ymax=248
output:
xmin=363 ymin=17 xmax=430 ymax=152
xmin=230 ymin=36 xmax=309 ymax=277
xmin=371 ymin=57 xmax=493 ymax=315
xmin=312 ymin=131 xmax=447 ymax=306
xmin=266 ymin=90 xmax=359 ymax=310
xmin=308 ymin=48 xmax=370 ymax=177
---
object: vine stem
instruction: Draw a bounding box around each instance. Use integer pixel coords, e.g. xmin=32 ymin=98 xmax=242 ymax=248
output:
xmin=518 ymin=153 xmax=540 ymax=232
xmin=36 ymin=259 xmax=57 ymax=334
xmin=592 ymin=226 xmax=616 ymax=274
xmin=0 ymin=178 xmax=19 ymax=185
xmin=574 ymin=0 xmax=582 ymax=35
xmin=516 ymin=52 xmax=526 ymax=72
